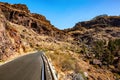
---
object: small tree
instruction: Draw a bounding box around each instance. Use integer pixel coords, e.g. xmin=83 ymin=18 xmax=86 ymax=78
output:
xmin=94 ymin=40 xmax=105 ymax=59
xmin=108 ymin=40 xmax=116 ymax=52
xmin=103 ymin=49 xmax=114 ymax=65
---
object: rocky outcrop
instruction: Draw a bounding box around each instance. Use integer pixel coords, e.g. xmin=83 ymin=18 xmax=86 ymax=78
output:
xmin=75 ymin=15 xmax=120 ymax=29
xmin=65 ymin=15 xmax=120 ymax=44
xmin=0 ymin=2 xmax=65 ymax=38
xmin=0 ymin=2 xmax=67 ymax=60
xmin=65 ymin=15 xmax=120 ymax=33
xmin=0 ymin=16 xmax=11 ymax=60
xmin=0 ymin=2 xmax=30 ymax=13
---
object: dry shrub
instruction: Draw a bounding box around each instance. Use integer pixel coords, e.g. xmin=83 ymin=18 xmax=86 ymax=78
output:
xmin=46 ymin=50 xmax=76 ymax=72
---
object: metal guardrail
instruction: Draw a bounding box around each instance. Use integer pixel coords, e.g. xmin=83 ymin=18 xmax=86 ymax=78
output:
xmin=44 ymin=56 xmax=58 ymax=80
xmin=41 ymin=52 xmax=58 ymax=80
xmin=41 ymin=55 xmax=46 ymax=80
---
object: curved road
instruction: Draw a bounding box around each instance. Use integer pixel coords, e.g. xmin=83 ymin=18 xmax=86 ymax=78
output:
xmin=0 ymin=52 xmax=46 ymax=80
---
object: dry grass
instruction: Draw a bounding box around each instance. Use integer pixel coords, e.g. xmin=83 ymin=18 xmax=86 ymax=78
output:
xmin=37 ymin=38 xmax=115 ymax=80
xmin=32 ymin=36 xmax=85 ymax=79
xmin=36 ymin=38 xmax=81 ymax=72
xmin=46 ymin=50 xmax=77 ymax=72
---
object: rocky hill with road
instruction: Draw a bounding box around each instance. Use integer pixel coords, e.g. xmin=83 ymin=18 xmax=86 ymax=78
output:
xmin=0 ymin=2 xmax=120 ymax=80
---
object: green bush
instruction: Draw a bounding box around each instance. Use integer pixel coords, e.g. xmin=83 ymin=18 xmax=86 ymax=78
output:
xmin=91 ymin=39 xmax=120 ymax=65
xmin=94 ymin=40 xmax=106 ymax=59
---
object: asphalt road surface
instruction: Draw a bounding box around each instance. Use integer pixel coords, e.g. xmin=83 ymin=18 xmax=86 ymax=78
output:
xmin=0 ymin=52 xmax=46 ymax=80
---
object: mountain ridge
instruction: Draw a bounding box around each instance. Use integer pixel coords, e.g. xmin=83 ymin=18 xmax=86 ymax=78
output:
xmin=65 ymin=15 xmax=120 ymax=32
xmin=0 ymin=2 xmax=65 ymax=38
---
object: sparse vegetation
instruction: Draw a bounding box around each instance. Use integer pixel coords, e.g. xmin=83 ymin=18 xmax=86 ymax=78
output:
xmin=1 ymin=2 xmax=120 ymax=79
xmin=38 ymin=40 xmax=80 ymax=72
xmin=92 ymin=39 xmax=120 ymax=65
xmin=46 ymin=50 xmax=76 ymax=71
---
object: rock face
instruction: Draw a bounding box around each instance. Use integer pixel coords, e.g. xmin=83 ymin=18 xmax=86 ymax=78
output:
xmin=74 ymin=15 xmax=120 ymax=29
xmin=0 ymin=2 xmax=67 ymax=60
xmin=65 ymin=15 xmax=120 ymax=44
xmin=0 ymin=2 xmax=64 ymax=37
xmin=0 ymin=10 xmax=21 ymax=60
xmin=65 ymin=15 xmax=120 ymax=33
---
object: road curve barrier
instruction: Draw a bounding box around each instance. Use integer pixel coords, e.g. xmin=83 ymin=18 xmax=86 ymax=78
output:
xmin=42 ymin=52 xmax=58 ymax=80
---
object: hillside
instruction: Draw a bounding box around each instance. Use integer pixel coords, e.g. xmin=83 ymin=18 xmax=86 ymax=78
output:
xmin=0 ymin=2 xmax=120 ymax=80
xmin=0 ymin=2 xmax=66 ymax=60
xmin=65 ymin=15 xmax=120 ymax=44
xmin=65 ymin=15 xmax=120 ymax=79
xmin=0 ymin=2 xmax=65 ymax=38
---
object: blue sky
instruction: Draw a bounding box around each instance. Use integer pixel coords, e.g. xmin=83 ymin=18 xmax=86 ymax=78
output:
xmin=0 ymin=0 xmax=120 ymax=29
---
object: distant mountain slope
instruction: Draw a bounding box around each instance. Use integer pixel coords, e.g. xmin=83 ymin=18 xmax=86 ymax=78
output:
xmin=65 ymin=15 xmax=120 ymax=43
xmin=70 ymin=15 xmax=120 ymax=31
xmin=65 ymin=15 xmax=120 ymax=77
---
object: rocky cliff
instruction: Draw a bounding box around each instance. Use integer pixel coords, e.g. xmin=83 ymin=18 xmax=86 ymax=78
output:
xmin=65 ymin=15 xmax=120 ymax=43
xmin=74 ymin=15 xmax=120 ymax=29
xmin=0 ymin=2 xmax=65 ymax=38
xmin=0 ymin=2 xmax=66 ymax=60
